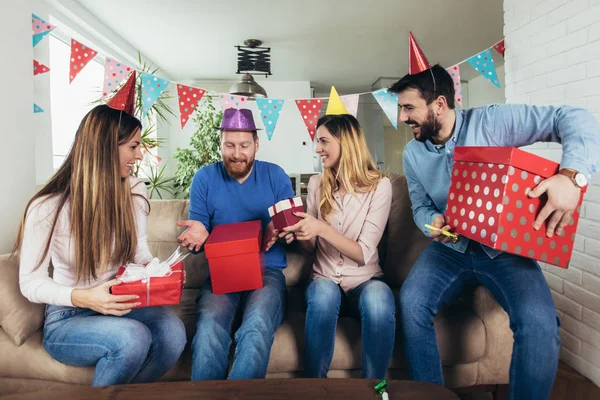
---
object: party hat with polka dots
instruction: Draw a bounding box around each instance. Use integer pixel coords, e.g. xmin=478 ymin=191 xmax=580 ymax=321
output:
xmin=69 ymin=39 xmax=98 ymax=84
xmin=107 ymin=71 xmax=136 ymax=116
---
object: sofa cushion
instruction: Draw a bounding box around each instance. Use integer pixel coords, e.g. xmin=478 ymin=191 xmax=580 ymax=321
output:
xmin=379 ymin=174 xmax=431 ymax=286
xmin=0 ymin=254 xmax=45 ymax=346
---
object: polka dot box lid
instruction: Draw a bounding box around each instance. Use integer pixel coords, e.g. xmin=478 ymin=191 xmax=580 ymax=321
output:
xmin=445 ymin=146 xmax=586 ymax=269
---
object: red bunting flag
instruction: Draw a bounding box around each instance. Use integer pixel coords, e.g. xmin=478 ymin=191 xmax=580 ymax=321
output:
xmin=493 ymin=40 xmax=505 ymax=57
xmin=69 ymin=39 xmax=98 ymax=83
xmin=295 ymin=99 xmax=323 ymax=141
xmin=177 ymin=85 xmax=206 ymax=129
xmin=33 ymin=60 xmax=50 ymax=75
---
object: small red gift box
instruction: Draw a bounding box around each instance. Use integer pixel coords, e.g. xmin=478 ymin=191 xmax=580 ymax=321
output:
xmin=111 ymin=261 xmax=184 ymax=308
xmin=445 ymin=146 xmax=585 ymax=268
xmin=204 ymin=220 xmax=265 ymax=294
xmin=268 ymin=197 xmax=304 ymax=231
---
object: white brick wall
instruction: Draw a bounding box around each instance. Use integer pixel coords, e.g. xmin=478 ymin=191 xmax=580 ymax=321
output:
xmin=505 ymin=0 xmax=600 ymax=386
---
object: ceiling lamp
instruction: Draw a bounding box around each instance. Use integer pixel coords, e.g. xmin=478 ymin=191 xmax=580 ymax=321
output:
xmin=229 ymin=39 xmax=271 ymax=98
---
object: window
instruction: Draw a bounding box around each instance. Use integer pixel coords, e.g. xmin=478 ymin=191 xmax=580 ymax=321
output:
xmin=49 ymin=34 xmax=104 ymax=170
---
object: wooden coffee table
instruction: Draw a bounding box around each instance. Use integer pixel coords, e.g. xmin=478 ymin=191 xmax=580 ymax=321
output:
xmin=2 ymin=379 xmax=459 ymax=399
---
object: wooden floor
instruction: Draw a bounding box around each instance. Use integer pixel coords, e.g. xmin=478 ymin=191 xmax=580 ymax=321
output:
xmin=458 ymin=362 xmax=600 ymax=400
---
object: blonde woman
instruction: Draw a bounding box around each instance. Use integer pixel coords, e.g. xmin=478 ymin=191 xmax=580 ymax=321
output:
xmin=282 ymin=114 xmax=395 ymax=378
xmin=14 ymin=104 xmax=186 ymax=386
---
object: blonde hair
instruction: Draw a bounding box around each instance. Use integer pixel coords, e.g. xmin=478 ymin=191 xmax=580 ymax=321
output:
xmin=13 ymin=105 xmax=147 ymax=284
xmin=317 ymin=114 xmax=384 ymax=220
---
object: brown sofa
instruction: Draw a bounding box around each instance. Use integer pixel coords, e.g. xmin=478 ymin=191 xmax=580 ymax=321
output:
xmin=0 ymin=174 xmax=513 ymax=396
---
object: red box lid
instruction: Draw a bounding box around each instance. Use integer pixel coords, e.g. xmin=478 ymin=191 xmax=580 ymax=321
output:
xmin=204 ymin=220 xmax=262 ymax=258
xmin=453 ymin=146 xmax=559 ymax=178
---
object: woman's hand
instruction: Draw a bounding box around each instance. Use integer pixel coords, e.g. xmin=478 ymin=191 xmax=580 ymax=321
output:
xmin=282 ymin=212 xmax=325 ymax=241
xmin=71 ymin=279 xmax=141 ymax=316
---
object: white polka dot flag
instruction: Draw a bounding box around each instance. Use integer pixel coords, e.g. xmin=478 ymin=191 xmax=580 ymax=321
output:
xmin=295 ymin=99 xmax=323 ymax=141
xmin=446 ymin=65 xmax=463 ymax=108
xmin=141 ymin=72 xmax=171 ymax=118
xmin=256 ymin=98 xmax=285 ymax=140
xmin=32 ymin=14 xmax=55 ymax=47
xmin=219 ymin=94 xmax=249 ymax=110
xmin=466 ymin=48 xmax=500 ymax=88
xmin=177 ymin=85 xmax=206 ymax=129
xmin=102 ymin=57 xmax=134 ymax=98
xmin=371 ymin=88 xmax=398 ymax=129
xmin=33 ymin=60 xmax=50 ymax=76
xmin=341 ymin=94 xmax=359 ymax=117
xmin=69 ymin=39 xmax=98 ymax=84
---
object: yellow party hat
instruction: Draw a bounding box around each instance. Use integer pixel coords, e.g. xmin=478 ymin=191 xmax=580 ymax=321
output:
xmin=325 ymin=86 xmax=348 ymax=115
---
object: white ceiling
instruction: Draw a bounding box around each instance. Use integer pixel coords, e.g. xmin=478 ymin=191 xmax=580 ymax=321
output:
xmin=75 ymin=0 xmax=504 ymax=93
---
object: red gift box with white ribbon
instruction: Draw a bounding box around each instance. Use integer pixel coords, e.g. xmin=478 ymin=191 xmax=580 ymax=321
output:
xmin=204 ymin=220 xmax=265 ymax=294
xmin=268 ymin=197 xmax=304 ymax=231
xmin=112 ymin=261 xmax=184 ymax=307
xmin=445 ymin=146 xmax=586 ymax=268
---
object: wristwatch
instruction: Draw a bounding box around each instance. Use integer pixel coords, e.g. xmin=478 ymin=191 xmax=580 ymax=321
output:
xmin=558 ymin=168 xmax=588 ymax=188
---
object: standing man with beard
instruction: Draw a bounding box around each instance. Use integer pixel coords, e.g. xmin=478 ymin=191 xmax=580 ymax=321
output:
xmin=390 ymin=64 xmax=600 ymax=399
xmin=177 ymin=108 xmax=294 ymax=380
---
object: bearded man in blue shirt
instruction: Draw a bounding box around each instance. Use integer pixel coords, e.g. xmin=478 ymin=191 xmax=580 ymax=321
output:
xmin=390 ymin=64 xmax=600 ymax=400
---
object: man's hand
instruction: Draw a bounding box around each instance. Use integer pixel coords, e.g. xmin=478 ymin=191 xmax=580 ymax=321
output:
xmin=263 ymin=222 xmax=279 ymax=251
xmin=429 ymin=215 xmax=456 ymax=243
xmin=528 ymin=174 xmax=581 ymax=237
xmin=177 ymin=220 xmax=209 ymax=252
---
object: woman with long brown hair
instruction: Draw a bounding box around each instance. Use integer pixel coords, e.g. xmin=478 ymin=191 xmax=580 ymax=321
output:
xmin=14 ymin=100 xmax=186 ymax=386
xmin=281 ymin=109 xmax=396 ymax=378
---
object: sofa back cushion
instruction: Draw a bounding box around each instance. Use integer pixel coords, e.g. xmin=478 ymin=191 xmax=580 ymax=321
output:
xmin=378 ymin=174 xmax=431 ymax=287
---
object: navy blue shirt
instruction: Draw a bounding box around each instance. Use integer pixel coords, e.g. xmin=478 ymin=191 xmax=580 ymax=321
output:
xmin=189 ymin=160 xmax=294 ymax=268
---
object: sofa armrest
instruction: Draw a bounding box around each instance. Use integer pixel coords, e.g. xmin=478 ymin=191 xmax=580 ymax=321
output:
xmin=471 ymin=285 xmax=513 ymax=385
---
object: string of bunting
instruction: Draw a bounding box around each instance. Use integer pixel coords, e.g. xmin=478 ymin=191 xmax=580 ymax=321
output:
xmin=31 ymin=16 xmax=504 ymax=141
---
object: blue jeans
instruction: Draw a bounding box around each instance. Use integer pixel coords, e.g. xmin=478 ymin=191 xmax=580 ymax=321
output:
xmin=398 ymin=241 xmax=560 ymax=400
xmin=43 ymin=305 xmax=186 ymax=386
xmin=304 ymin=277 xmax=396 ymax=378
xmin=191 ymin=267 xmax=286 ymax=380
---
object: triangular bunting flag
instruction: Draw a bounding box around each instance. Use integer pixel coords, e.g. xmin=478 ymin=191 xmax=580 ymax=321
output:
xmin=493 ymin=40 xmax=505 ymax=57
xmin=33 ymin=60 xmax=50 ymax=75
xmin=32 ymin=15 xmax=55 ymax=35
xmin=102 ymin=57 xmax=134 ymax=98
xmin=295 ymin=99 xmax=323 ymax=141
xmin=219 ymin=94 xmax=249 ymax=110
xmin=341 ymin=94 xmax=359 ymax=117
xmin=446 ymin=65 xmax=463 ymax=108
xmin=33 ymin=103 xmax=44 ymax=113
xmin=33 ymin=31 xmax=52 ymax=47
xmin=256 ymin=98 xmax=285 ymax=140
xmin=372 ymin=89 xmax=398 ymax=129
xmin=107 ymin=71 xmax=136 ymax=116
xmin=69 ymin=39 xmax=98 ymax=84
xmin=32 ymin=15 xmax=55 ymax=47
xmin=141 ymin=72 xmax=170 ymax=117
xmin=177 ymin=85 xmax=206 ymax=129
xmin=325 ymin=87 xmax=348 ymax=115
xmin=466 ymin=48 xmax=501 ymax=88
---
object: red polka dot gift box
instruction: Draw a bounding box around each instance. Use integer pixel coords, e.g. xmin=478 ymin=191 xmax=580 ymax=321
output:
xmin=204 ymin=220 xmax=265 ymax=294
xmin=445 ymin=147 xmax=586 ymax=268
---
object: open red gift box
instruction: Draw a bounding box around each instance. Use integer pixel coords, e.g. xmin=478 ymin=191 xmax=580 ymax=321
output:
xmin=268 ymin=197 xmax=304 ymax=231
xmin=445 ymin=146 xmax=586 ymax=268
xmin=111 ymin=261 xmax=184 ymax=308
xmin=204 ymin=220 xmax=265 ymax=294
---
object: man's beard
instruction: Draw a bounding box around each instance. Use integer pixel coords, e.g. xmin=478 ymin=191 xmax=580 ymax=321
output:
xmin=408 ymin=108 xmax=440 ymax=143
xmin=224 ymin=156 xmax=255 ymax=179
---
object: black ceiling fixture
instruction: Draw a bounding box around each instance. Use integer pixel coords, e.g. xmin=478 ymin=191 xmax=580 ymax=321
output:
xmin=235 ymin=39 xmax=272 ymax=77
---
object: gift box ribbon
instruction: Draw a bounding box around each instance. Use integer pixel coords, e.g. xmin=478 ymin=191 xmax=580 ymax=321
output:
xmin=117 ymin=266 xmax=182 ymax=307
xmin=268 ymin=197 xmax=303 ymax=217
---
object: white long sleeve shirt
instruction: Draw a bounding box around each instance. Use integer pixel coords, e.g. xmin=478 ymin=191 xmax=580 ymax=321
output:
xmin=19 ymin=177 xmax=153 ymax=306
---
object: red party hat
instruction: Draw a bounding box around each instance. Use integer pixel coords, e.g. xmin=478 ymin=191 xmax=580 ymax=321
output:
xmin=107 ymin=70 xmax=136 ymax=116
xmin=409 ymin=32 xmax=431 ymax=75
